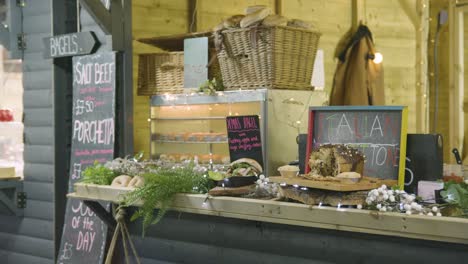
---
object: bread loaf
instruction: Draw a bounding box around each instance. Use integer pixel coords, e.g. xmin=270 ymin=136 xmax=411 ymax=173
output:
xmin=308 ymin=144 xmax=364 ymax=177
xmin=240 ymin=7 xmax=271 ymax=28
xmin=262 ymin=15 xmax=288 ymax=27
xmin=245 ymin=5 xmax=267 ymax=15
xmin=287 ymin=19 xmax=313 ymax=29
xmin=223 ymin=14 xmax=245 ymax=28
xmin=111 ymin=175 xmax=132 ymax=187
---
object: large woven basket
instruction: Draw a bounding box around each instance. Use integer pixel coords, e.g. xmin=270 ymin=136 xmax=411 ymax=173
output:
xmin=138 ymin=52 xmax=184 ymax=95
xmin=216 ymin=25 xmax=321 ymax=90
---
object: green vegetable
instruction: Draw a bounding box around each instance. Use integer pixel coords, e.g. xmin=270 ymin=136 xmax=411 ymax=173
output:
xmin=120 ymin=164 xmax=214 ymax=236
xmin=439 ymin=181 xmax=468 ymax=217
xmin=81 ymin=161 xmax=118 ymax=185
xmin=208 ymin=171 xmax=224 ymax=181
xmin=198 ymin=78 xmax=224 ymax=95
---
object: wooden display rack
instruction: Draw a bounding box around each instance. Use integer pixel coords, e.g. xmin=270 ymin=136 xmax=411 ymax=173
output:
xmin=69 ymin=183 xmax=468 ymax=245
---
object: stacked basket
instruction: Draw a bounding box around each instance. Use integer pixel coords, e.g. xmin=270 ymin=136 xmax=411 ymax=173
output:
xmin=137 ymin=52 xmax=185 ymax=95
xmin=215 ymin=25 xmax=321 ymax=90
xmin=137 ymin=49 xmax=221 ymax=96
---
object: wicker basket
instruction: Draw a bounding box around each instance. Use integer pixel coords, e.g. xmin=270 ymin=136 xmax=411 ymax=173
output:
xmin=216 ymin=25 xmax=321 ymax=90
xmin=138 ymin=51 xmax=222 ymax=95
xmin=137 ymin=52 xmax=184 ymax=95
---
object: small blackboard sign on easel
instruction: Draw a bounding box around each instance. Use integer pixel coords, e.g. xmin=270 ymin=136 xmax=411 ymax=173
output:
xmin=305 ymin=106 xmax=408 ymax=188
xmin=57 ymin=52 xmax=116 ymax=264
xmin=226 ymin=115 xmax=264 ymax=169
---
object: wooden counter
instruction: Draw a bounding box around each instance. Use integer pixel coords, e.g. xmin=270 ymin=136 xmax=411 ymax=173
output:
xmin=69 ymin=183 xmax=468 ymax=245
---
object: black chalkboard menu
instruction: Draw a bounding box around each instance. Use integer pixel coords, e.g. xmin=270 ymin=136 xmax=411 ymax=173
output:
xmin=305 ymin=106 xmax=408 ymax=187
xmin=226 ymin=115 xmax=264 ymax=169
xmin=58 ymin=52 xmax=116 ymax=264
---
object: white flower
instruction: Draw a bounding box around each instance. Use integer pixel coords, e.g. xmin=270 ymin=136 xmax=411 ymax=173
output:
xmin=406 ymin=195 xmax=415 ymax=202
xmin=376 ymin=204 xmax=382 ymax=209
xmin=406 ymin=210 xmax=412 ymax=215
xmin=387 ymin=190 xmax=394 ymax=196
xmin=371 ymin=190 xmax=379 ymax=197
xmin=427 ymin=212 xmax=433 ymax=216
xmin=264 ymin=178 xmax=270 ymax=183
xmin=419 ymin=212 xmax=424 ymax=215
xmin=432 ymin=206 xmax=438 ymax=213
xmin=259 ymin=183 xmax=264 ymax=188
xmin=436 ymin=213 xmax=442 ymax=217
xmin=368 ymin=196 xmax=375 ymax=202
xmin=357 ymin=204 xmax=362 ymax=209
xmin=383 ymin=194 xmax=389 ymax=200
xmin=411 ymin=202 xmax=419 ymax=209
xmin=259 ymin=175 xmax=265 ymax=180
xmin=381 ymin=184 xmax=387 ymax=190
xmin=256 ymin=179 xmax=262 ymax=184
xmin=404 ymin=204 xmax=412 ymax=211
xmin=389 ymin=195 xmax=395 ymax=202
xmin=395 ymin=190 xmax=400 ymax=195
xmin=380 ymin=206 xmax=387 ymax=212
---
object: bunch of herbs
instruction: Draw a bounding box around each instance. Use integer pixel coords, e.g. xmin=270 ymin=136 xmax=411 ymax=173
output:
xmin=120 ymin=164 xmax=213 ymax=235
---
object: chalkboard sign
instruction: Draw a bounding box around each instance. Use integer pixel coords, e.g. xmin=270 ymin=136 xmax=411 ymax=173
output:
xmin=226 ymin=115 xmax=264 ymax=169
xmin=43 ymin=31 xmax=100 ymax=58
xmin=58 ymin=52 xmax=116 ymax=264
xmin=306 ymin=106 xmax=408 ymax=187
xmin=184 ymin=37 xmax=208 ymax=88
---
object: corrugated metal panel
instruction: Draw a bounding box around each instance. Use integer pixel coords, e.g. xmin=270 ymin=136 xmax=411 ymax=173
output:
xmin=0 ymin=249 xmax=53 ymax=264
xmin=23 ymin=182 xmax=53 ymax=202
xmin=24 ymin=109 xmax=54 ymax=126
xmin=0 ymin=216 xmax=53 ymax=240
xmin=0 ymin=232 xmax=54 ymax=259
xmin=23 ymin=163 xmax=54 ymax=183
xmin=24 ymin=126 xmax=54 ymax=145
xmin=23 ymin=70 xmax=53 ymax=90
xmin=23 ymin=90 xmax=53 ymax=109
xmin=0 ymin=0 xmax=55 ymax=262
xmin=23 ymin=200 xmax=54 ymax=221
xmin=24 ymin=145 xmax=54 ymax=164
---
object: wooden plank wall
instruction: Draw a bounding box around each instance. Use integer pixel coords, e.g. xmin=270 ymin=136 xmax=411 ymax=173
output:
xmin=133 ymin=0 xmax=189 ymax=158
xmin=133 ymin=0 xmax=423 ymax=157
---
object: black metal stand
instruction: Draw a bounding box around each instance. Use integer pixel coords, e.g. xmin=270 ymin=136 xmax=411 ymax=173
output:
xmin=83 ymin=200 xmax=117 ymax=230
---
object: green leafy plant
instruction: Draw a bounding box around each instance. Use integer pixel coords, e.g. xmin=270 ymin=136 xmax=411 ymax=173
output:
xmin=198 ymin=77 xmax=224 ymax=95
xmin=120 ymin=164 xmax=214 ymax=235
xmin=440 ymin=181 xmax=468 ymax=217
xmin=81 ymin=161 xmax=118 ymax=185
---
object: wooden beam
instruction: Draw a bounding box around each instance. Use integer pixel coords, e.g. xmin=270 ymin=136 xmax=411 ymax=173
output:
xmin=78 ymin=0 xmax=111 ymax=34
xmin=352 ymin=0 xmax=365 ymax=29
xmin=111 ymin=0 xmax=123 ymax=51
xmin=275 ymin=0 xmax=283 ymax=15
xmin=398 ymin=0 xmax=419 ymax=28
xmin=415 ymin=0 xmax=430 ymax=133
xmin=448 ymin=2 xmax=467 ymax=163
xmin=188 ymin=0 xmax=197 ymax=32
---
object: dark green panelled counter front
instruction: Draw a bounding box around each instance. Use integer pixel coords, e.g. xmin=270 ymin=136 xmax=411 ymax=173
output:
xmin=69 ymin=183 xmax=468 ymax=264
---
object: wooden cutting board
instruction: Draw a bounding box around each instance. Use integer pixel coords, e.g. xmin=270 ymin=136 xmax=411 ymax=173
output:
xmin=208 ymin=184 xmax=255 ymax=196
xmin=269 ymin=176 xmax=397 ymax=192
